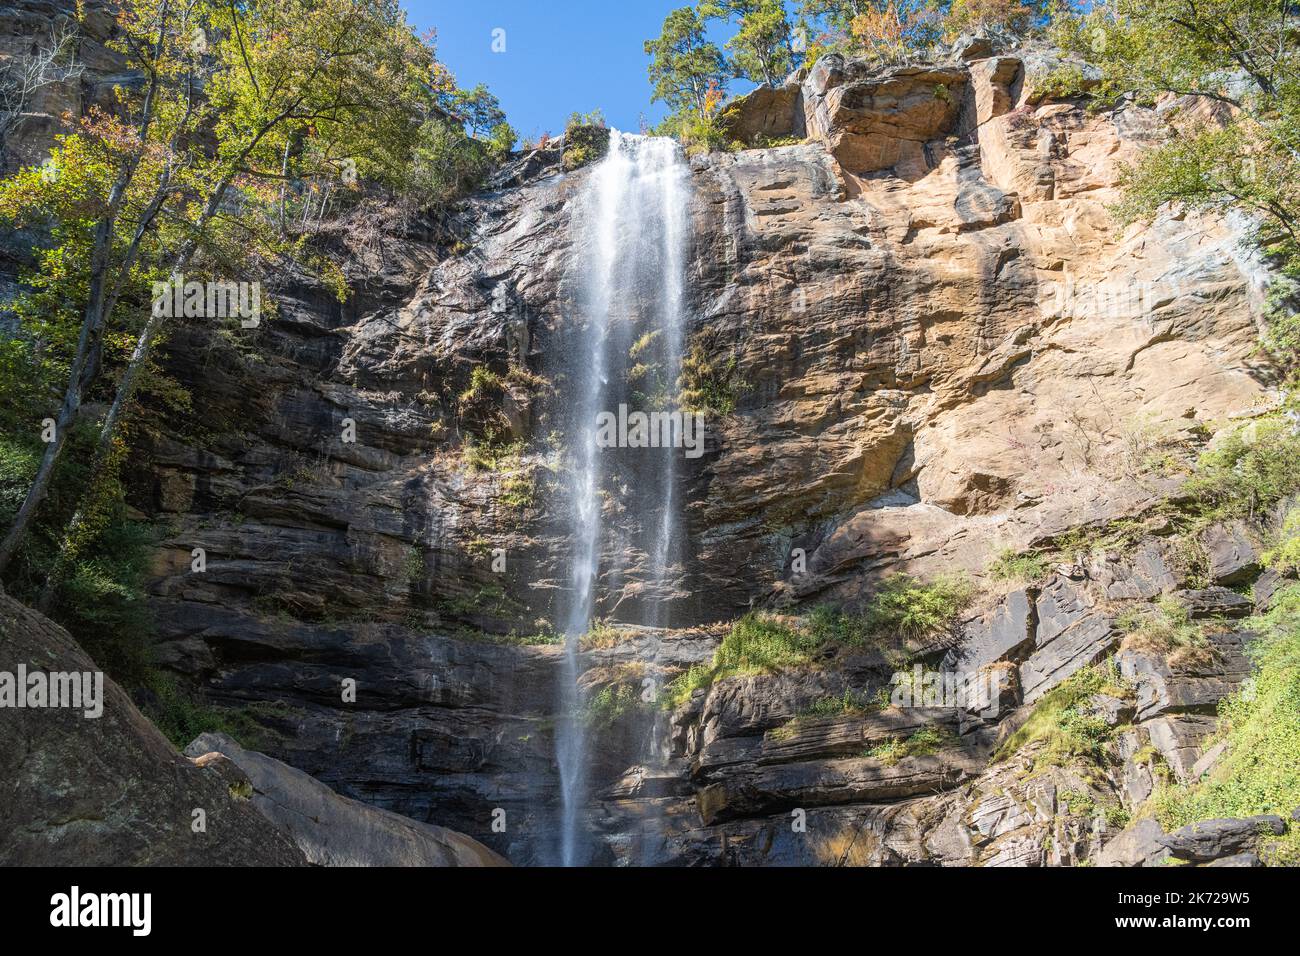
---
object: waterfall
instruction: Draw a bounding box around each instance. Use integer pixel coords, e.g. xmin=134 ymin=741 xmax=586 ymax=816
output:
xmin=554 ymin=131 xmax=691 ymax=866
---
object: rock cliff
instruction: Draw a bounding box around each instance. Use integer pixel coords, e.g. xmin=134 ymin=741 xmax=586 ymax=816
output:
xmin=2 ymin=9 xmax=1292 ymax=866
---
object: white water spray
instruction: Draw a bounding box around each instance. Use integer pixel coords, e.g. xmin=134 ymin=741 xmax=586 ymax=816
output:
xmin=555 ymin=131 xmax=691 ymax=866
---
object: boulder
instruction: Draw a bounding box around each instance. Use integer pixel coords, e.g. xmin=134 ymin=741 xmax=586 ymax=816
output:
xmin=719 ymin=80 xmax=805 ymax=145
xmin=1090 ymin=539 xmax=1181 ymax=600
xmin=1158 ymin=815 xmax=1286 ymax=863
xmin=1143 ymin=714 xmax=1219 ymax=783
xmin=802 ymin=57 xmax=967 ymax=173
xmin=184 ymin=733 xmax=507 ymax=866
xmin=0 ymin=592 xmax=306 ymax=865
xmin=1017 ymin=50 xmax=1102 ymax=106
xmin=952 ymin=35 xmax=994 ymax=62
xmin=944 ymin=587 xmax=1036 ymax=672
xmin=1096 ymin=817 xmax=1171 ymax=867
xmin=1253 ymin=569 xmax=1291 ymax=612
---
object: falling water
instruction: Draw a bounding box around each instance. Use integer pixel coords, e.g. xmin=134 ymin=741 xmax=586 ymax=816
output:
xmin=555 ymin=131 xmax=691 ymax=866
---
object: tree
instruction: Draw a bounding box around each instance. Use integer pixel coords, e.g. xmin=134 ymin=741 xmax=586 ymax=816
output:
xmin=943 ymin=0 xmax=1046 ymax=39
xmin=702 ymin=0 xmax=801 ymax=87
xmin=443 ymin=83 xmax=507 ymax=139
xmin=645 ymin=7 xmax=729 ymax=117
xmin=0 ymin=0 xmax=454 ymax=581
xmin=1052 ymin=0 xmax=1300 ymax=377
xmin=797 ymin=0 xmax=874 ymax=36
xmin=848 ymin=1 xmax=943 ymax=62
xmin=1054 ymin=1 xmax=1299 ymax=247
xmin=0 ymin=18 xmax=84 ymax=170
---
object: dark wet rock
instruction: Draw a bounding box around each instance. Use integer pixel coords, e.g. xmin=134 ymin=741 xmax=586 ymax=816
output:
xmin=1158 ymin=815 xmax=1286 ymax=863
xmin=696 ymin=743 xmax=987 ymax=825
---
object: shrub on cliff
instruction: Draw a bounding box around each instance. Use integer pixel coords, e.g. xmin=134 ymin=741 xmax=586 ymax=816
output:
xmin=1182 ymin=417 xmax=1300 ymax=522
xmin=1150 ymin=584 xmax=1300 ymax=864
xmin=863 ymin=573 xmax=976 ymax=646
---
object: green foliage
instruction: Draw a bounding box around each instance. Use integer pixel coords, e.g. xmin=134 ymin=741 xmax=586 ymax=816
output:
xmin=1263 ymin=507 xmax=1300 ymax=574
xmin=0 ymin=436 xmax=40 ymax=525
xmin=663 ymin=610 xmax=833 ymax=706
xmin=803 ymin=686 xmax=885 ymax=717
xmin=144 ymin=672 xmax=271 ymax=750
xmin=863 ymin=573 xmax=976 ymax=644
xmin=1118 ymin=595 xmax=1211 ymax=664
xmin=713 ymin=611 xmax=824 ymax=674
xmin=866 ymin=724 xmax=954 ymax=766
xmin=562 ymin=121 xmax=611 ymax=171
xmin=645 ymin=6 xmax=729 ymax=117
xmin=1054 ymin=1 xmax=1300 ymax=275
xmin=652 ymin=109 xmax=736 ymax=156
xmin=986 ymin=548 xmax=1050 ymax=584
xmin=1182 ymin=416 xmax=1300 ymax=521
xmin=702 ymin=0 xmax=799 ymax=87
xmin=805 ymin=603 xmax=871 ymax=646
xmin=459 ymin=366 xmax=505 ymax=406
xmin=55 ymin=518 xmax=157 ymax=685
xmin=942 ymin=0 xmax=1045 ymax=40
xmin=401 ymin=546 xmax=425 ymax=585
xmin=461 ymin=434 xmax=524 ymax=474
xmin=581 ymin=683 xmax=644 ymax=731
xmin=407 ymin=117 xmax=505 ymax=207
xmin=1150 ymin=584 xmax=1300 ymax=864
xmin=678 ymin=337 xmax=748 ymax=413
xmin=994 ymin=662 xmax=1130 ymax=768
xmin=1036 ymin=64 xmax=1092 ymax=100
xmin=578 ymin=618 xmax=633 ymax=650
xmin=0 ymin=426 xmax=155 ymax=686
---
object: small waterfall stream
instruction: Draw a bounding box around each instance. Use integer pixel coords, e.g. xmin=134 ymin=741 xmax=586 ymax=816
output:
xmin=554 ymin=132 xmax=691 ymax=866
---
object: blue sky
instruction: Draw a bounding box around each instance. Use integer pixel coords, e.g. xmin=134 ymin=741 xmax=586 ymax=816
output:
xmin=403 ymin=1 xmax=757 ymax=141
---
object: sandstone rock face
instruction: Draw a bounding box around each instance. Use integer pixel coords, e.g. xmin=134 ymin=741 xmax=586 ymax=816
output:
xmin=1 ymin=15 xmax=1287 ymax=865
xmin=184 ymin=733 xmax=507 ymax=866
xmin=0 ymin=590 xmax=305 ymax=865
